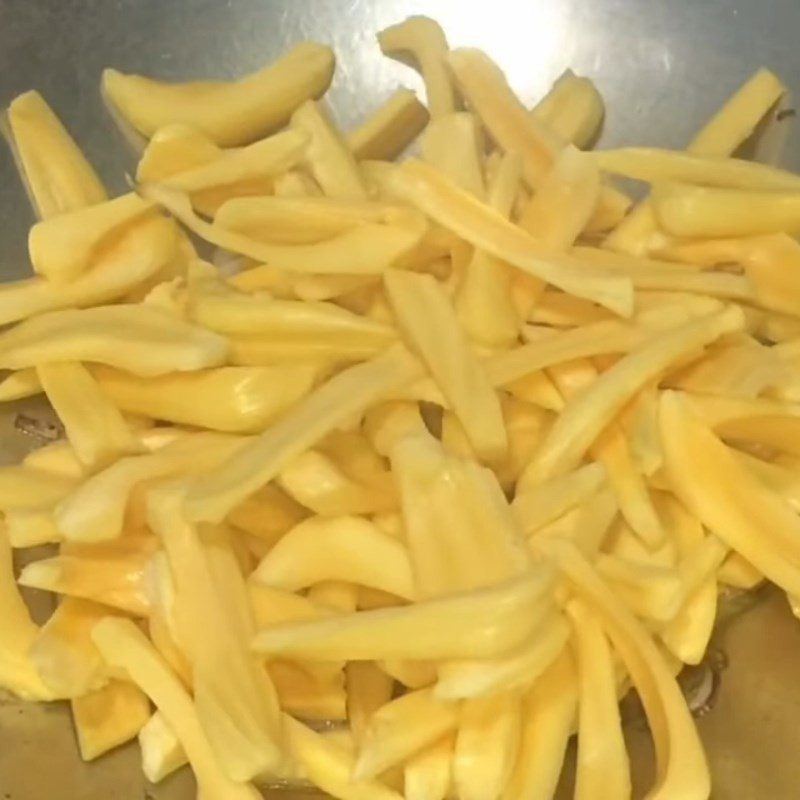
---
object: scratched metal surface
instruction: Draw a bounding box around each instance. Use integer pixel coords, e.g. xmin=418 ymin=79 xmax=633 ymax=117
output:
xmin=2 ymin=0 xmax=800 ymax=797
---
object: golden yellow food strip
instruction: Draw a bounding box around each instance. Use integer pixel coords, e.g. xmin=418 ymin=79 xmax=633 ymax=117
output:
xmin=349 ymin=89 xmax=430 ymax=161
xmin=4 ymin=90 xmax=107 ymax=218
xmin=103 ymin=43 xmax=335 ymax=146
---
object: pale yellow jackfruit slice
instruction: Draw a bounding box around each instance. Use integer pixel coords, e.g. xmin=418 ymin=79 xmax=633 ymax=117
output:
xmin=158 ymin=128 xmax=308 ymax=196
xmin=19 ymin=537 xmax=157 ymax=615
xmin=0 ymin=466 xmax=77 ymax=512
xmin=378 ymin=17 xmax=456 ymax=118
xmin=292 ymin=100 xmax=369 ymax=200
xmin=0 ymin=303 xmax=228 ymax=376
xmin=385 ymin=269 xmax=507 ymax=463
xmin=252 ymin=568 xmax=552 ymax=661
xmin=227 ymin=485 xmax=307 ymax=545
xmin=91 ymin=617 xmax=260 ymax=800
xmin=544 ymin=540 xmax=710 ymax=800
xmin=446 ymin=49 xmax=559 ymax=187
xmin=284 ymin=713 xmax=403 ymax=800
xmin=143 ymin=183 xmax=425 ymax=274
xmin=531 ymin=69 xmax=605 ymax=149
xmin=567 ymin=599 xmax=631 ymax=800
xmin=453 ymin=692 xmax=522 ymax=800
xmin=139 ymin=710 xmax=189 ymax=783
xmin=595 ymin=147 xmax=800 ymax=190
xmin=29 ymin=597 xmax=111 ymax=697
xmin=660 ymin=391 xmax=800 ymax=596
xmin=4 ymin=90 xmax=107 ymax=219
xmin=404 ymin=735 xmax=453 ymax=800
xmin=605 ymin=68 xmax=785 ymax=255
xmin=72 ymin=679 xmax=151 ymax=762
xmin=437 ymin=612 xmax=570 ymax=700
xmin=519 ymin=145 xmax=600 ymax=247
xmin=148 ymin=487 xmax=286 ymax=781
xmin=28 ymin=192 xmax=154 ymax=283
xmin=215 ymin=195 xmax=404 ymax=244
xmin=136 ymin=124 xmax=221 ymax=183
xmin=268 ymin=659 xmax=347 ymax=721
xmin=387 ymin=160 xmax=633 ymax=315
xmin=455 ymin=151 xmax=521 ymax=347
xmin=185 ymin=344 xmax=423 ymax=523
xmin=252 ymin=516 xmax=414 ymax=599
xmin=656 ymin=495 xmax=725 ymax=665
xmin=0 ymin=214 xmax=178 ymax=326
xmin=520 ymin=305 xmax=744 ymax=483
xmin=652 ymin=183 xmax=800 ymax=238
xmin=422 ymin=112 xmax=485 ymax=199
xmin=0 ymin=368 xmax=41 ymax=401
xmin=353 ymin=688 xmax=459 ymax=781
xmin=38 ymin=362 xmax=139 ymax=472
xmin=94 ymin=363 xmax=316 ymax=434
xmin=349 ymin=89 xmax=429 ymax=161
xmin=103 ymin=43 xmax=334 ymax=146
xmin=54 ymin=431 xmax=249 ymax=542
xmin=504 ymin=649 xmax=577 ymax=800
xmin=6 ymin=508 xmax=62 ymax=548
xmin=513 ymin=462 xmax=607 ymax=533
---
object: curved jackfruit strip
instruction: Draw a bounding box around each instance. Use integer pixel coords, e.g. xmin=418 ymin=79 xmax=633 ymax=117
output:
xmin=29 ymin=597 xmax=112 ymax=697
xmin=4 ymin=90 xmax=107 ymax=219
xmin=435 ymin=611 xmax=569 ymax=700
xmin=567 ymin=599 xmax=631 ymax=800
xmin=519 ymin=145 xmax=600 ymax=250
xmin=605 ymin=68 xmax=785 ymax=256
xmin=252 ymin=516 xmax=414 ymax=598
xmin=277 ymin=451 xmax=398 ymax=515
xmin=0 ymin=368 xmax=41 ymax=401
xmin=385 ymin=269 xmax=507 ymax=463
xmin=251 ymin=568 xmax=553 ymax=661
xmin=0 ymin=466 xmax=77 ymax=511
xmin=136 ymin=124 xmax=221 ymax=183
xmin=378 ymin=17 xmax=456 ymax=118
xmin=652 ymin=183 xmax=800 ymax=238
xmin=378 ymin=659 xmax=437 ymax=689
xmin=513 ymin=462 xmax=606 ymax=532
xmin=595 ymin=147 xmax=800 ymax=191
xmin=285 ymin=714 xmax=403 ymax=800
xmin=143 ymin=183 xmax=425 ymax=274
xmin=455 ymin=151 xmax=521 ymax=348
xmin=404 ymin=735 xmax=453 ymax=800
xmin=227 ymin=485 xmax=308 ymax=545
xmin=93 ymin=364 xmax=316 ymax=434
xmin=520 ymin=305 xmax=744 ymax=483
xmin=38 ymin=362 xmax=140 ymax=472
xmin=446 ymin=49 xmax=559 ymax=187
xmin=6 ymin=509 xmax=62 ymax=548
xmin=422 ymin=112 xmax=485 ymax=199
xmin=28 ymin=192 xmax=154 ymax=283
xmin=215 ymin=195 xmax=405 ymax=244
xmin=388 ymin=160 xmax=633 ymax=315
xmin=531 ymin=69 xmax=605 ymax=149
xmin=91 ymin=617 xmax=261 ymax=800
xmin=0 ymin=304 xmax=228 ymax=376
xmin=0 ymin=214 xmax=178 ymax=326
xmin=544 ymin=540 xmax=710 ymax=800
xmin=453 ymin=692 xmax=521 ymax=800
xmin=18 ymin=537 xmax=158 ymax=616
xmin=660 ymin=390 xmax=800 ymax=596
xmin=349 ymin=89 xmax=429 ymax=161
xmin=291 ymin=101 xmax=368 ymax=200
xmin=353 ymin=688 xmax=459 ymax=781
xmin=139 ymin=710 xmax=189 ymax=783
xmin=102 ymin=42 xmax=335 ymax=146
xmin=71 ymin=679 xmax=151 ymax=762
xmin=185 ymin=344 xmax=423 ymax=524
xmin=54 ymin=432 xmax=250 ymax=542
xmin=148 ymin=487 xmax=286 ymax=781
xmin=504 ymin=649 xmax=577 ymax=800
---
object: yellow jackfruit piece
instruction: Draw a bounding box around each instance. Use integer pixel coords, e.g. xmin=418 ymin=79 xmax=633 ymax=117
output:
xmin=349 ymin=89 xmax=429 ymax=161
xmin=4 ymin=90 xmax=107 ymax=219
xmin=422 ymin=112 xmax=485 ymax=199
xmin=139 ymin=710 xmax=189 ymax=783
xmin=103 ymin=42 xmax=335 ymax=146
xmin=404 ymin=735 xmax=453 ymax=800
